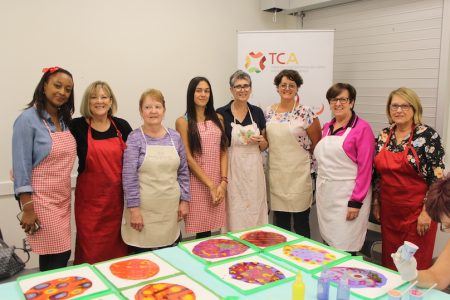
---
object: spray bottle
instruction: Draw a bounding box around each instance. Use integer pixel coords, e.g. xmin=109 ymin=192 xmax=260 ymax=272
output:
xmin=336 ymin=272 xmax=350 ymax=300
xmin=292 ymin=271 xmax=305 ymax=300
xmin=317 ymin=267 xmax=330 ymax=300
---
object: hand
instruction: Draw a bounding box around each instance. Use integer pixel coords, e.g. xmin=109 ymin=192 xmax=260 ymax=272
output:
xmin=178 ymin=201 xmax=189 ymax=221
xmin=209 ymin=185 xmax=218 ymax=204
xmin=417 ymin=209 xmax=432 ymax=236
xmin=20 ymin=209 xmax=40 ymax=235
xmin=346 ymin=207 xmax=360 ymax=221
xmin=129 ymin=207 xmax=144 ymax=232
xmin=372 ymin=203 xmax=381 ymax=222
xmin=249 ymin=134 xmax=264 ymax=145
xmin=216 ymin=183 xmax=227 ymax=205
xmin=391 ymin=246 xmax=418 ymax=281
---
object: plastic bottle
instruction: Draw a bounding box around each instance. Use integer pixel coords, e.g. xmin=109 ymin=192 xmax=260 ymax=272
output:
xmin=292 ymin=271 xmax=305 ymax=300
xmin=336 ymin=272 xmax=350 ymax=300
xmin=317 ymin=268 xmax=330 ymax=300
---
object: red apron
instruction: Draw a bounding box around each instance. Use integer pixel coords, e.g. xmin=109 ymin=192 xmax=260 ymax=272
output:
xmin=74 ymin=118 xmax=128 ymax=264
xmin=28 ymin=120 xmax=76 ymax=254
xmin=374 ymin=126 xmax=437 ymax=270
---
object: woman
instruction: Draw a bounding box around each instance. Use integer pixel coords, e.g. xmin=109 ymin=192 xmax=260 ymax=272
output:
xmin=176 ymin=77 xmax=228 ymax=239
xmin=373 ymin=87 xmax=445 ymax=270
xmin=393 ymin=175 xmax=450 ymax=290
xmin=122 ymin=89 xmax=190 ymax=252
xmin=217 ymin=70 xmax=268 ymax=231
xmin=314 ymin=83 xmax=374 ymax=254
xmin=265 ymin=69 xmax=321 ymax=237
xmin=70 ymin=81 xmax=131 ymax=264
xmin=12 ymin=67 xmax=76 ymax=271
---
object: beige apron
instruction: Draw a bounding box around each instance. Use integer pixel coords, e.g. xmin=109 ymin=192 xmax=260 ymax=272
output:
xmin=227 ymin=107 xmax=268 ymax=231
xmin=266 ymin=104 xmax=312 ymax=212
xmin=122 ymin=127 xmax=181 ymax=248
xmin=314 ymin=127 xmax=371 ymax=251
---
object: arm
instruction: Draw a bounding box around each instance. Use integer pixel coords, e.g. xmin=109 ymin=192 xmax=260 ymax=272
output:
xmin=372 ymin=130 xmax=386 ymax=222
xmin=175 ymin=132 xmax=190 ymax=220
xmin=175 ymin=117 xmax=218 ymax=203
xmin=417 ymin=239 xmax=450 ymax=290
xmin=306 ymin=118 xmax=321 ymax=153
xmin=122 ymin=131 xmax=144 ymax=231
xmin=216 ymin=114 xmax=228 ymax=204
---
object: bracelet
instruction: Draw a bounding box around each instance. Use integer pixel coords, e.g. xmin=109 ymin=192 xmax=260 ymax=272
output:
xmin=21 ymin=200 xmax=33 ymax=209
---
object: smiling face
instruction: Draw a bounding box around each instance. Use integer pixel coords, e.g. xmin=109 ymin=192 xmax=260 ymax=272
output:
xmin=140 ymin=96 xmax=165 ymax=126
xmin=89 ymin=87 xmax=112 ymax=118
xmin=389 ymin=94 xmax=414 ymax=127
xmin=276 ymin=76 xmax=298 ymax=102
xmin=330 ymin=89 xmax=354 ymax=120
xmin=231 ymin=79 xmax=251 ymax=104
xmin=44 ymin=72 xmax=74 ymax=110
xmin=194 ymin=80 xmax=211 ymax=108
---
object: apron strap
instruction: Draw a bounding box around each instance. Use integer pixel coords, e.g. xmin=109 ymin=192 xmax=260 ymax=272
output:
xmin=41 ymin=119 xmax=52 ymax=136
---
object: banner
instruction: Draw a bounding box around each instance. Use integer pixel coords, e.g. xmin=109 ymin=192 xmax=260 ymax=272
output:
xmin=237 ymin=30 xmax=334 ymax=122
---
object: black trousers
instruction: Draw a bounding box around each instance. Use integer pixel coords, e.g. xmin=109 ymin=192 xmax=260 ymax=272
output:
xmin=129 ymin=233 xmax=182 ymax=254
xmin=274 ymin=208 xmax=311 ymax=238
xmin=195 ymin=231 xmax=212 ymax=239
xmin=39 ymin=250 xmax=71 ymax=272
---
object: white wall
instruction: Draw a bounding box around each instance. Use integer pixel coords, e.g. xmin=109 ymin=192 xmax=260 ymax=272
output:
xmin=0 ymin=0 xmax=293 ymax=268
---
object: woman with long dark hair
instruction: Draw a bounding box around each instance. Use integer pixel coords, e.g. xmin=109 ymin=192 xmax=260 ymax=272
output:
xmin=12 ymin=67 xmax=77 ymax=271
xmin=176 ymin=77 xmax=228 ymax=239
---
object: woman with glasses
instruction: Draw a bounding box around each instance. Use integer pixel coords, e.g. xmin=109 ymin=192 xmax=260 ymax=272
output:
xmin=392 ymin=175 xmax=450 ymax=290
xmin=13 ymin=67 xmax=76 ymax=271
xmin=122 ymin=89 xmax=189 ymax=253
xmin=176 ymin=77 xmax=228 ymax=239
xmin=70 ymin=81 xmax=131 ymax=264
xmin=216 ymin=70 xmax=268 ymax=231
xmin=314 ymin=83 xmax=374 ymax=254
xmin=373 ymin=87 xmax=445 ymax=270
xmin=265 ymin=69 xmax=321 ymax=237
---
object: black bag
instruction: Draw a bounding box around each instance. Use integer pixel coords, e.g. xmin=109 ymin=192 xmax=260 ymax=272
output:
xmin=0 ymin=238 xmax=30 ymax=280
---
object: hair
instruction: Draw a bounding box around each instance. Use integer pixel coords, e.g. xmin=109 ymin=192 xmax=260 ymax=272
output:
xmin=273 ymin=69 xmax=303 ymax=87
xmin=229 ymin=70 xmax=252 ymax=87
xmin=80 ymin=81 xmax=118 ymax=118
xmin=386 ymin=87 xmax=423 ymax=125
xmin=139 ymin=89 xmax=165 ymax=111
xmin=326 ymin=82 xmax=357 ymax=111
xmin=425 ymin=175 xmax=450 ymax=223
xmin=186 ymin=77 xmax=227 ymax=154
xmin=27 ymin=67 xmax=74 ymax=126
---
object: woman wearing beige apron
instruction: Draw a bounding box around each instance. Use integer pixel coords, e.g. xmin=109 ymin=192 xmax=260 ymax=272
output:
xmin=314 ymin=83 xmax=374 ymax=254
xmin=265 ymin=69 xmax=321 ymax=237
xmin=122 ymin=89 xmax=190 ymax=252
xmin=217 ymin=70 xmax=268 ymax=231
xmin=12 ymin=67 xmax=77 ymax=271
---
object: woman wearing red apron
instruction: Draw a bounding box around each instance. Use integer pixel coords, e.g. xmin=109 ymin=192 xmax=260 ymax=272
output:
xmin=12 ymin=67 xmax=76 ymax=271
xmin=70 ymin=81 xmax=131 ymax=264
xmin=373 ymin=87 xmax=445 ymax=270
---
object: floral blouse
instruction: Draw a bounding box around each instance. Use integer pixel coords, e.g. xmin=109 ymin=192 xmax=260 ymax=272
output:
xmin=373 ymin=124 xmax=445 ymax=189
xmin=265 ymin=104 xmax=317 ymax=172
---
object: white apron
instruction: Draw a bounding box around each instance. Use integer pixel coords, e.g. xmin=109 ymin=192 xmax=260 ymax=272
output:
xmin=266 ymin=104 xmax=312 ymax=212
xmin=122 ymin=128 xmax=181 ymax=248
xmin=227 ymin=108 xmax=268 ymax=231
xmin=314 ymin=127 xmax=371 ymax=251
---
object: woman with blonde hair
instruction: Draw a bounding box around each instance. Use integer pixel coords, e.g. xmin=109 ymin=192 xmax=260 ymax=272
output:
xmin=70 ymin=81 xmax=131 ymax=264
xmin=373 ymin=87 xmax=445 ymax=270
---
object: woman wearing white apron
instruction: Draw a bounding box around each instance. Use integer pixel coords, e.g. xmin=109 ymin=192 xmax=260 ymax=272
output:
xmin=217 ymin=70 xmax=268 ymax=231
xmin=314 ymin=83 xmax=374 ymax=253
xmin=12 ymin=67 xmax=76 ymax=271
xmin=265 ymin=69 xmax=321 ymax=237
xmin=122 ymin=89 xmax=190 ymax=252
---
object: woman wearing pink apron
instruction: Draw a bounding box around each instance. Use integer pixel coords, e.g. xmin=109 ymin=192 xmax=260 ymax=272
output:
xmin=70 ymin=81 xmax=131 ymax=264
xmin=373 ymin=87 xmax=445 ymax=270
xmin=12 ymin=67 xmax=76 ymax=271
xmin=217 ymin=70 xmax=268 ymax=231
xmin=176 ymin=77 xmax=228 ymax=239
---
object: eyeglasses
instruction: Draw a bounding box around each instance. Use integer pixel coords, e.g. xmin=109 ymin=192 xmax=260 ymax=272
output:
xmin=441 ymin=222 xmax=450 ymax=232
xmin=90 ymin=96 xmax=110 ymax=101
xmin=330 ymin=97 xmax=350 ymax=104
xmin=233 ymin=84 xmax=251 ymax=91
xmin=390 ymin=104 xmax=412 ymax=111
xmin=279 ymin=84 xmax=297 ymax=90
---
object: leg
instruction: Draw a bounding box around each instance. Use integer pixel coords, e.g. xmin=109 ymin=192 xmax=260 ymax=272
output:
xmin=128 ymin=246 xmax=153 ymax=254
xmin=273 ymin=211 xmax=292 ymax=232
xmin=39 ymin=250 xmax=71 ymax=272
xmin=195 ymin=231 xmax=211 ymax=239
xmin=293 ymin=208 xmax=311 ymax=238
